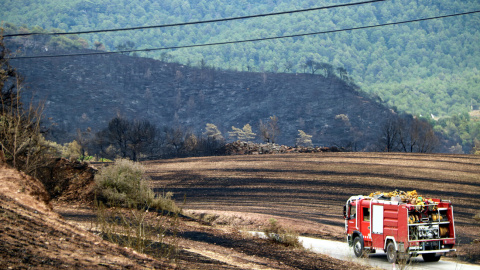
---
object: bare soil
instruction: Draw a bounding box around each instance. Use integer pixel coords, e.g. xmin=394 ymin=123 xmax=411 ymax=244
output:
xmin=51 ymin=201 xmax=366 ymax=270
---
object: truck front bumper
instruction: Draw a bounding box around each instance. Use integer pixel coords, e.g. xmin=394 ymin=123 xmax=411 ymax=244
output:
xmin=409 ymin=248 xmax=456 ymax=255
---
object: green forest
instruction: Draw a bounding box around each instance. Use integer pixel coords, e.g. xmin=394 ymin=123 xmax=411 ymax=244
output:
xmin=1 ymin=0 xmax=480 ymax=153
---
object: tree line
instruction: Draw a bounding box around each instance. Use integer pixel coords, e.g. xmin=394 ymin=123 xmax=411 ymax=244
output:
xmin=76 ymin=113 xmax=444 ymax=162
xmin=3 ymin=0 xmax=479 ymax=152
xmin=75 ymin=115 xmax=282 ymax=161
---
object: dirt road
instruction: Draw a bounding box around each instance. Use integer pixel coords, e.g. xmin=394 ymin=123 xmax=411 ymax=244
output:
xmin=250 ymin=231 xmax=480 ymax=269
xmin=298 ymin=237 xmax=480 ymax=270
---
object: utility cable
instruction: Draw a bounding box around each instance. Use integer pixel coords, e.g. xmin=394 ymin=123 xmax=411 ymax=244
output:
xmin=9 ymin=10 xmax=480 ymax=60
xmin=4 ymin=0 xmax=386 ymax=37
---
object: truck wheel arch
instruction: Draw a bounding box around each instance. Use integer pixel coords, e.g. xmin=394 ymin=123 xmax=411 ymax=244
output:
xmin=384 ymin=236 xmax=397 ymax=251
xmin=352 ymin=231 xmax=364 ymax=245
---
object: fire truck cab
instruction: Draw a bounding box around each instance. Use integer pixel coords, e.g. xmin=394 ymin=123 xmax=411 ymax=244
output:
xmin=344 ymin=194 xmax=456 ymax=263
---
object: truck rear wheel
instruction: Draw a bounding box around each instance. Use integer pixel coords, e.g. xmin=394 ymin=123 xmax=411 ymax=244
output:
xmin=386 ymin=242 xmax=397 ymax=263
xmin=422 ymin=253 xmax=441 ymax=262
xmin=353 ymin=236 xmax=364 ymax=257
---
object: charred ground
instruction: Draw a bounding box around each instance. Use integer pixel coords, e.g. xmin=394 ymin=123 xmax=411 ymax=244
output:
xmin=143 ymin=152 xmax=480 ymax=262
xmin=1 ymin=152 xmax=479 ymax=269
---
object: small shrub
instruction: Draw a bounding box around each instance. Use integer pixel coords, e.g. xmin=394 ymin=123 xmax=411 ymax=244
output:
xmin=96 ymin=157 xmax=112 ymax=162
xmin=94 ymin=159 xmax=180 ymax=258
xmin=263 ymin=218 xmax=302 ymax=248
xmin=79 ymin=155 xmax=94 ymax=162
xmin=95 ymin=200 xmax=179 ymax=257
xmin=62 ymin=140 xmax=82 ymax=161
xmin=95 ymin=159 xmax=179 ymax=213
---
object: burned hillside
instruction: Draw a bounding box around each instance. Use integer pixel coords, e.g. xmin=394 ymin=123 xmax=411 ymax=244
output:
xmin=11 ymin=49 xmax=394 ymax=149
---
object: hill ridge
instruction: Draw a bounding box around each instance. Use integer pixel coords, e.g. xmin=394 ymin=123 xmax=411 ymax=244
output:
xmin=12 ymin=48 xmax=394 ymax=149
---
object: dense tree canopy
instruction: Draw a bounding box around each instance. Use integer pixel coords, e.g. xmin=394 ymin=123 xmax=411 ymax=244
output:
xmin=1 ymin=0 xmax=479 ymax=152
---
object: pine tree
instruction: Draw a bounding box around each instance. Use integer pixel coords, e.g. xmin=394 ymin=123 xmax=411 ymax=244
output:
xmin=229 ymin=124 xmax=256 ymax=142
xmin=204 ymin=123 xmax=224 ymax=141
xmin=296 ymin=130 xmax=313 ymax=147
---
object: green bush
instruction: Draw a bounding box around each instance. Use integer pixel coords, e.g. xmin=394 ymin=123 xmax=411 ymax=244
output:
xmin=62 ymin=140 xmax=82 ymax=160
xmin=95 ymin=159 xmax=179 ymax=213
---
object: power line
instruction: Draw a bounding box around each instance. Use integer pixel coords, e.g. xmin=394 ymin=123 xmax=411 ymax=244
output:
xmin=10 ymin=10 xmax=480 ymax=60
xmin=4 ymin=0 xmax=386 ymax=37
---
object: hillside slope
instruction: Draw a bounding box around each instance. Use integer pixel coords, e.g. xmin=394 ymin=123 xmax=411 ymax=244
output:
xmin=0 ymin=164 xmax=171 ymax=269
xmin=12 ymin=50 xmax=393 ymax=149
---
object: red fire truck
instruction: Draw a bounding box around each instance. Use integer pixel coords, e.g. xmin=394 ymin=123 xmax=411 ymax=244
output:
xmin=343 ymin=194 xmax=456 ymax=263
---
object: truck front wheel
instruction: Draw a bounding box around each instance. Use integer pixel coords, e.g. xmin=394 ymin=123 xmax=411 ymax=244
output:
xmin=422 ymin=253 xmax=441 ymax=262
xmin=386 ymin=242 xmax=397 ymax=263
xmin=353 ymin=236 xmax=364 ymax=257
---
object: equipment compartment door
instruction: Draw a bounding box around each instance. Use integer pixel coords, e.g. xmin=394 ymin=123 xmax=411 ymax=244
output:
xmin=371 ymin=204 xmax=384 ymax=249
xmin=372 ymin=205 xmax=384 ymax=234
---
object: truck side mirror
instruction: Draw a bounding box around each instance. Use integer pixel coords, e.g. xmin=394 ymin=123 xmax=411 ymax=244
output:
xmin=343 ymin=205 xmax=348 ymax=219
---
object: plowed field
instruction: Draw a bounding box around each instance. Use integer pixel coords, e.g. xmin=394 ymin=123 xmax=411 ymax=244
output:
xmin=144 ymin=152 xmax=480 ymax=246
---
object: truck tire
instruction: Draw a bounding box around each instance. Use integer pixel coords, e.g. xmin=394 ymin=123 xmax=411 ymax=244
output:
xmin=386 ymin=242 xmax=397 ymax=263
xmin=353 ymin=236 xmax=364 ymax=258
xmin=422 ymin=253 xmax=441 ymax=262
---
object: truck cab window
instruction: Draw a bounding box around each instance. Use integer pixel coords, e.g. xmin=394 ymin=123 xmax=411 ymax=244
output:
xmin=350 ymin=204 xmax=356 ymax=219
xmin=363 ymin=207 xmax=370 ymax=221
